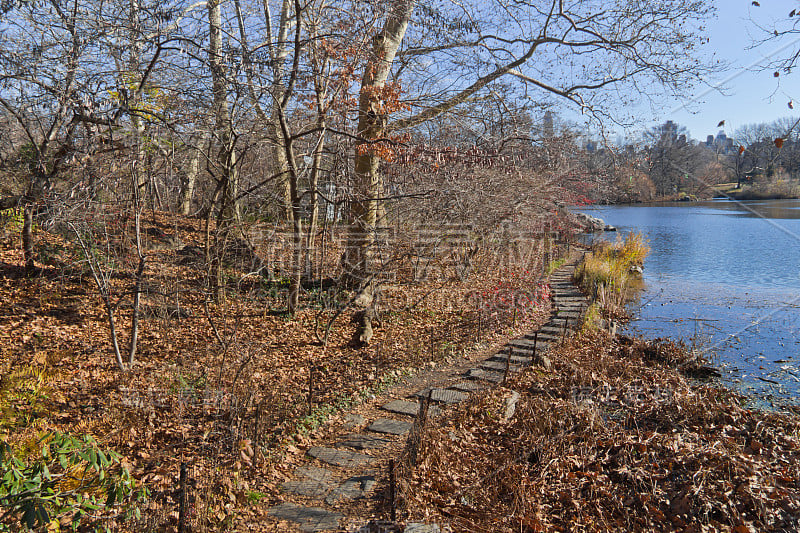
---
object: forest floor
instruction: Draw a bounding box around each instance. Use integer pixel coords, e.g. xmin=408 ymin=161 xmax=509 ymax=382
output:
xmin=2 ymin=210 xmax=799 ymax=533
xmin=0 ymin=210 xmax=556 ymax=532
xmin=399 ymin=331 xmax=800 ymax=533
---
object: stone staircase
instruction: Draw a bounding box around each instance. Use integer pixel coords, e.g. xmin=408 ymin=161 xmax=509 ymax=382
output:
xmin=267 ymin=261 xmax=589 ymax=532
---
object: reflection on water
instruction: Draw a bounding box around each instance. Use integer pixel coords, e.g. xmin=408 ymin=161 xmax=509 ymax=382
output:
xmin=581 ymin=199 xmax=800 ymax=407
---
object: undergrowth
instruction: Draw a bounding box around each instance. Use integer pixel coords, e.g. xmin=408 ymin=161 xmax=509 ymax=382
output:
xmin=402 ymin=332 xmax=800 ymax=532
xmin=575 ymin=232 xmax=648 ymax=323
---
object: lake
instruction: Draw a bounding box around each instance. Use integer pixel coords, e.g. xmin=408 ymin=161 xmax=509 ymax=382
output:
xmin=580 ymin=199 xmax=800 ymax=408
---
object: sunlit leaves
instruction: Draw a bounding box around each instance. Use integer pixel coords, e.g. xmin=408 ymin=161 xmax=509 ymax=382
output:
xmin=0 ymin=432 xmax=140 ymax=531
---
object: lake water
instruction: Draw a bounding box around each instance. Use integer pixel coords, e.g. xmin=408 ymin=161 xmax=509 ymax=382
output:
xmin=580 ymin=199 xmax=800 ymax=408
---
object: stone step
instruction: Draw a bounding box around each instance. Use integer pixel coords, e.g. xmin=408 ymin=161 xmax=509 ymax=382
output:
xmin=448 ymin=380 xmax=486 ymax=393
xmin=381 ymin=399 xmax=420 ymax=417
xmin=281 ymin=466 xmax=337 ymax=498
xmin=519 ymin=333 xmax=556 ymax=344
xmin=308 ymin=446 xmax=374 ymax=468
xmin=489 ymin=353 xmax=532 ymax=365
xmin=268 ymin=503 xmax=342 ymax=532
xmin=338 ymin=434 xmax=393 ymax=450
xmin=465 ymin=368 xmax=504 ymax=383
xmin=553 ymin=311 xmax=582 ymax=319
xmin=504 ymin=344 xmax=538 ymax=355
xmin=297 ymin=466 xmax=335 ymax=481
xmin=538 ymin=326 xmax=568 ymax=336
xmin=498 ymin=346 xmax=548 ymax=359
xmin=506 ymin=340 xmax=549 ymax=354
xmin=368 ymin=418 xmax=412 ymax=436
xmin=413 ymin=388 xmax=470 ymax=404
xmin=325 ymin=475 xmax=376 ymax=505
xmin=480 ymin=360 xmax=521 ymax=373
xmin=508 ymin=337 xmax=541 ymax=347
xmin=553 ymin=304 xmax=587 ymax=310
xmin=381 ymin=400 xmax=443 ymax=419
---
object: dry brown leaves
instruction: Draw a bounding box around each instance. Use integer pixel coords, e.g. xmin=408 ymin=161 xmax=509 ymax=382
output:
xmin=1 ymin=210 xmax=554 ymax=531
xmin=401 ymin=332 xmax=800 ymax=532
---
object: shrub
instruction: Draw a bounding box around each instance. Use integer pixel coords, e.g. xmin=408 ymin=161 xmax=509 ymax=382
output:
xmin=0 ymin=431 xmax=142 ymax=531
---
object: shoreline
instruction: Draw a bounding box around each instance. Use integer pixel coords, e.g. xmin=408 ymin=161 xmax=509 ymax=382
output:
xmin=396 ymin=242 xmax=800 ymax=532
xmin=573 ymin=214 xmax=800 ymax=411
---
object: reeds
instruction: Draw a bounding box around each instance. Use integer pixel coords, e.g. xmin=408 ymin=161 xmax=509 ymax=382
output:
xmin=574 ymin=232 xmax=648 ymax=317
xmin=575 ymin=232 xmax=647 ymax=293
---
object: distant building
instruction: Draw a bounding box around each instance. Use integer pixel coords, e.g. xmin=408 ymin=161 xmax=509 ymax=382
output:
xmin=542 ymin=111 xmax=554 ymax=138
xmin=704 ymin=130 xmax=735 ymax=154
xmin=658 ymin=120 xmax=678 ymax=145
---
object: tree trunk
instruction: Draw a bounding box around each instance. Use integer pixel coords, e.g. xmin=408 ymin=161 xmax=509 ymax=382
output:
xmin=22 ymin=205 xmax=35 ymax=272
xmin=209 ymin=0 xmax=240 ymax=300
xmin=345 ymin=0 xmax=415 ymax=291
xmin=128 ymin=212 xmax=145 ymax=368
xmin=209 ymin=0 xmax=239 ymax=222
xmin=180 ymin=131 xmax=210 ymax=215
xmin=305 ymin=115 xmax=325 ymax=279
xmin=268 ymin=111 xmax=293 ymax=222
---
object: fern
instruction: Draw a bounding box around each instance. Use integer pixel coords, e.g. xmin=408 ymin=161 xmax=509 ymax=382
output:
xmin=0 ymin=364 xmax=54 ymax=436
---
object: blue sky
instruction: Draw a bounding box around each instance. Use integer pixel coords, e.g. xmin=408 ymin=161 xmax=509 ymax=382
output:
xmin=653 ymin=1 xmax=799 ymax=142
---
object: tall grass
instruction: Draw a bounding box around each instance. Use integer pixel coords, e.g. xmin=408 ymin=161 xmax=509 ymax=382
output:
xmin=574 ymin=232 xmax=648 ymax=314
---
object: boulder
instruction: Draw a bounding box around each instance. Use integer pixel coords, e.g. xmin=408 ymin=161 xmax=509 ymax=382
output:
xmin=573 ymin=212 xmax=615 ymax=233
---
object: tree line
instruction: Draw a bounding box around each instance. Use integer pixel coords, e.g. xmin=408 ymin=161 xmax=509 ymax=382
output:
xmin=576 ymin=116 xmax=800 ymax=204
xmin=0 ymin=0 xmax=717 ymax=367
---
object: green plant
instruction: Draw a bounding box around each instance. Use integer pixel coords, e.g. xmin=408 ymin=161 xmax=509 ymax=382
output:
xmin=245 ymin=489 xmax=266 ymax=504
xmin=0 ymin=209 xmax=24 ymax=233
xmin=545 ymin=257 xmax=566 ymax=276
xmin=575 ymin=232 xmax=648 ymax=296
xmin=291 ymin=366 xmax=413 ymax=440
xmin=438 ymin=341 xmax=455 ymax=357
xmin=33 ymin=241 xmax=65 ymax=266
xmin=579 ymin=302 xmax=603 ymax=332
xmin=0 ymin=432 xmax=142 ymax=531
xmin=172 ymin=372 xmax=207 ymax=401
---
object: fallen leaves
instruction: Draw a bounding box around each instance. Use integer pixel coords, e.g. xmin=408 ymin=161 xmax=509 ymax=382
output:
xmin=401 ymin=332 xmax=800 ymax=532
xmin=2 ymin=209 xmax=560 ymax=531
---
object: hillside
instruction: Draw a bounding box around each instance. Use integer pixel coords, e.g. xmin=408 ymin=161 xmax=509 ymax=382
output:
xmin=0 ymin=209 xmax=559 ymax=531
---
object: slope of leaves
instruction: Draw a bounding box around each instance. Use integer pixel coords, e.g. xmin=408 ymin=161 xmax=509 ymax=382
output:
xmin=0 ymin=209 xmax=558 ymax=530
xmin=402 ymin=332 xmax=800 ymax=533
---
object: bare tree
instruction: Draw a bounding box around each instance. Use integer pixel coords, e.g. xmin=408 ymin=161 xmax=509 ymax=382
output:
xmin=644 ymin=121 xmax=708 ymax=196
xmin=341 ymin=0 xmax=716 ymax=336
